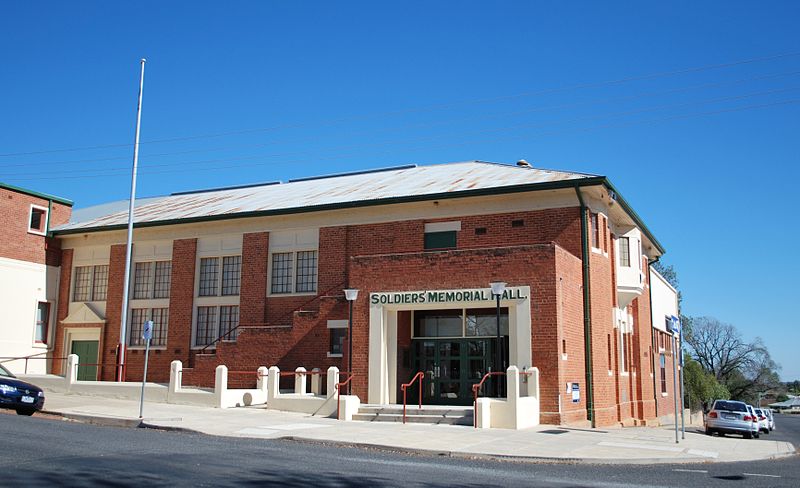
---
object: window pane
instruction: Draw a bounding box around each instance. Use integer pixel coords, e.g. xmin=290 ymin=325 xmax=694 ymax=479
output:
xmin=92 ymin=265 xmax=109 ymax=301
xmin=30 ymin=208 xmax=45 ymax=232
xmin=133 ymin=262 xmax=152 ymax=299
xmin=330 ymin=328 xmax=346 ymax=355
xmin=414 ymin=309 xmax=462 ymax=337
xmin=591 ymin=213 xmax=599 ymax=248
xmin=199 ymin=258 xmax=219 ymax=297
xmin=129 ymin=309 xmax=147 ymax=347
xmin=151 ymin=308 xmax=169 ymax=346
xmin=73 ymin=266 xmax=92 ymax=302
xmin=295 ymin=251 xmax=317 ymax=293
xmin=271 ymin=252 xmax=293 ymax=294
xmin=221 ymin=256 xmax=241 ymax=296
xmin=219 ymin=305 xmax=239 ymax=341
xmin=466 ymin=308 xmax=509 ymax=336
xmin=619 ymin=237 xmax=630 ymax=267
xmin=195 ymin=306 xmax=218 ymax=346
xmin=153 ymin=261 xmax=172 ymax=299
xmin=35 ymin=302 xmax=50 ymax=343
xmin=424 ymin=231 xmax=456 ymax=250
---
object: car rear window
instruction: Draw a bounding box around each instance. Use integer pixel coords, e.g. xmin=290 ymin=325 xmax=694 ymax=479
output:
xmin=713 ymin=400 xmax=747 ymax=412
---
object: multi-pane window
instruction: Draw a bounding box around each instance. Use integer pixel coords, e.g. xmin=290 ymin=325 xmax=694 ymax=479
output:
xmin=590 ymin=213 xmax=599 ymax=248
xmin=194 ymin=305 xmax=239 ymax=346
xmin=199 ymin=256 xmax=240 ymax=297
xmin=199 ymin=258 xmax=220 ymax=296
xmin=330 ymin=328 xmax=346 ymax=355
xmin=219 ymin=305 xmax=240 ymax=341
xmin=660 ymin=353 xmax=667 ymax=394
xmin=221 ymin=256 xmax=241 ymax=296
xmin=128 ymin=308 xmax=169 ymax=347
xmin=619 ymin=237 xmax=630 ymax=267
xmin=133 ymin=261 xmax=171 ymax=299
xmin=35 ymin=302 xmax=50 ymax=344
xmin=72 ymin=265 xmax=109 ymax=302
xmin=271 ymin=251 xmax=317 ymax=294
xmin=271 ymin=252 xmax=293 ymax=293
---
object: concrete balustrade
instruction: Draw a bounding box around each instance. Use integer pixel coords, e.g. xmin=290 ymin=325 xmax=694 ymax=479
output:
xmin=475 ymin=365 xmax=541 ymax=429
xmin=266 ymin=365 xmax=360 ymax=419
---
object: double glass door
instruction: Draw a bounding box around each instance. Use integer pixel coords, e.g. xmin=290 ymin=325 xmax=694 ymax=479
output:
xmin=411 ymin=338 xmax=507 ymax=405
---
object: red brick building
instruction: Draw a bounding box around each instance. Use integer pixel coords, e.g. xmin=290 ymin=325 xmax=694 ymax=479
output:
xmin=49 ymin=161 xmax=681 ymax=427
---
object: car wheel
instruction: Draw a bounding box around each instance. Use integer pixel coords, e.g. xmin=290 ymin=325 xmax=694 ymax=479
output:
xmin=744 ymin=432 xmax=752 ymax=439
xmin=754 ymin=432 xmax=760 ymax=439
xmin=705 ymin=427 xmax=713 ymax=436
xmin=15 ymin=408 xmax=35 ymax=416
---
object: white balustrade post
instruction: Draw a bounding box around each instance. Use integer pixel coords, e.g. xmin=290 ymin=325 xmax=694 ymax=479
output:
xmin=294 ymin=367 xmax=307 ymax=394
xmin=310 ymin=368 xmax=321 ymax=395
xmin=66 ymin=354 xmax=79 ymax=389
xmin=267 ymin=366 xmax=280 ymax=402
xmin=524 ymin=367 xmax=539 ymax=398
xmin=257 ymin=366 xmax=269 ymax=394
xmin=215 ymin=365 xmax=228 ymax=408
xmin=326 ymin=366 xmax=340 ymax=399
xmin=168 ymin=360 xmax=182 ymax=402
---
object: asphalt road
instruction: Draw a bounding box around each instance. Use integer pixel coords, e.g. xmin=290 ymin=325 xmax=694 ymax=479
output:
xmin=0 ymin=411 xmax=797 ymax=487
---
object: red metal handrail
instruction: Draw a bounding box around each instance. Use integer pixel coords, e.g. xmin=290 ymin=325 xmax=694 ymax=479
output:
xmin=401 ymin=372 xmax=425 ymax=424
xmin=471 ymin=371 xmax=506 ymax=428
xmin=335 ymin=372 xmax=355 ymax=420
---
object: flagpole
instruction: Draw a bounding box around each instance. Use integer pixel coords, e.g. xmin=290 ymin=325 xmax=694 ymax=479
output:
xmin=117 ymin=58 xmax=146 ymax=381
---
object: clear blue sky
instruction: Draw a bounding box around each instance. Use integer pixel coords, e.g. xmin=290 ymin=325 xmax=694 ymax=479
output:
xmin=2 ymin=2 xmax=798 ymax=379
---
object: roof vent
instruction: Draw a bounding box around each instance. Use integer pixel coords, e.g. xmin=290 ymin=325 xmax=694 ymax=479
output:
xmin=516 ymin=159 xmax=531 ymax=168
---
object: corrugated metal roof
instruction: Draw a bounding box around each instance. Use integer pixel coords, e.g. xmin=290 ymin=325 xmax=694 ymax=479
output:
xmin=55 ymin=161 xmax=599 ymax=232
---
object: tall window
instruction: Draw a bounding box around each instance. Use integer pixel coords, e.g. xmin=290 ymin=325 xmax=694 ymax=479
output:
xmin=328 ymin=320 xmax=348 ymax=356
xmin=128 ymin=308 xmax=169 ymax=347
xmin=619 ymin=237 xmax=630 ymax=267
xmin=35 ymin=302 xmax=50 ymax=344
xmin=199 ymin=256 xmax=240 ymax=296
xmin=72 ymin=265 xmax=109 ymax=302
xmin=270 ymin=251 xmax=317 ymax=294
xmin=660 ymin=353 xmax=667 ymax=394
xmin=590 ymin=213 xmax=599 ymax=248
xmin=133 ymin=261 xmax=172 ymax=299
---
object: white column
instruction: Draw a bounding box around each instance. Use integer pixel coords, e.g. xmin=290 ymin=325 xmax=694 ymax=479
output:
xmin=214 ymin=365 xmax=228 ymax=408
xmin=368 ymin=304 xmax=388 ymax=404
xmin=326 ymin=366 xmax=340 ymax=399
xmin=257 ymin=366 xmax=269 ymax=394
xmin=294 ymin=367 xmax=307 ymax=394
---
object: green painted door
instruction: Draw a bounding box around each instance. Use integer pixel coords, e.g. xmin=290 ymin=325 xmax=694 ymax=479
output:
xmin=411 ymin=338 xmax=502 ymax=405
xmin=71 ymin=340 xmax=99 ymax=381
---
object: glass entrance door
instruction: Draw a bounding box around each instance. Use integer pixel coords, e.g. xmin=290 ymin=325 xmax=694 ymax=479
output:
xmin=411 ymin=338 xmax=505 ymax=405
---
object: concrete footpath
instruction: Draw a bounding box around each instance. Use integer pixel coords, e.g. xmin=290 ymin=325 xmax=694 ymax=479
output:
xmin=40 ymin=391 xmax=795 ymax=465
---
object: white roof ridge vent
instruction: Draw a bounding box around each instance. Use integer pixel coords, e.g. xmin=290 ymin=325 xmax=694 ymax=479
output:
xmin=516 ymin=159 xmax=532 ymax=168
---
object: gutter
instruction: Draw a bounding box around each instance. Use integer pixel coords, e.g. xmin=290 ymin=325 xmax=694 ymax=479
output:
xmin=574 ymin=186 xmax=595 ymax=427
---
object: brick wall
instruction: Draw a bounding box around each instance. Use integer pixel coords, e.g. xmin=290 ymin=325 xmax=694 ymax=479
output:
xmin=0 ymin=187 xmax=71 ymax=265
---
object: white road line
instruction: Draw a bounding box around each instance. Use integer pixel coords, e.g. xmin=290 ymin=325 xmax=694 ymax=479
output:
xmin=672 ymin=469 xmax=708 ymax=473
xmin=743 ymin=473 xmax=781 ymax=478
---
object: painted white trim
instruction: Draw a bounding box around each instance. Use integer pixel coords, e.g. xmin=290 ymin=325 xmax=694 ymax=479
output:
xmin=424 ymin=221 xmax=461 ymax=233
xmin=327 ymin=319 xmax=348 ymax=329
xmin=27 ymin=204 xmax=49 ymax=236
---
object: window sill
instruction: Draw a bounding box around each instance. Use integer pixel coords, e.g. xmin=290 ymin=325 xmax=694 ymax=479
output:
xmin=608 ymin=370 xmax=613 ymax=376
xmin=661 ymin=392 xmax=668 ymax=397
xmin=268 ymin=292 xmax=318 ymax=298
xmin=620 ymin=372 xmax=630 ymax=377
xmin=561 ymin=354 xmax=568 ymax=361
xmin=327 ymin=353 xmax=343 ymax=358
xmin=127 ymin=346 xmax=167 ymax=350
xmin=27 ymin=229 xmax=47 ymax=237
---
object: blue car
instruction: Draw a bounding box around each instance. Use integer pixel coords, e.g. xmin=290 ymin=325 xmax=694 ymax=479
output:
xmin=0 ymin=363 xmax=45 ymax=415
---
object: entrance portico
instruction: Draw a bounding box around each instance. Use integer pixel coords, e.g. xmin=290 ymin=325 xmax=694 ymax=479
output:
xmin=367 ymin=286 xmax=531 ymax=404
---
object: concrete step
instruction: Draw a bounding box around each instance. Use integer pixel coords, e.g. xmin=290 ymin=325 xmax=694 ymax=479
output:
xmin=355 ymin=405 xmax=474 ymax=425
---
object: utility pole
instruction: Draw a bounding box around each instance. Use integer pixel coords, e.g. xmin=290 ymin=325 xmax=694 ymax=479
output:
xmin=117 ymin=58 xmax=146 ymax=382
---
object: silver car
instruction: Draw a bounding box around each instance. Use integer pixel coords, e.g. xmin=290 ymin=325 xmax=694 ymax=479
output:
xmin=705 ymin=400 xmax=760 ymax=439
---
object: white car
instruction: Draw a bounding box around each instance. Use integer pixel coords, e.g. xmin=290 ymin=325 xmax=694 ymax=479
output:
xmin=764 ymin=408 xmax=776 ymax=431
xmin=754 ymin=408 xmax=770 ymax=434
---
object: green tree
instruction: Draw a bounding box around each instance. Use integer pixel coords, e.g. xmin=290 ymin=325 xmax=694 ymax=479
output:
xmin=683 ymin=354 xmax=729 ymax=411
